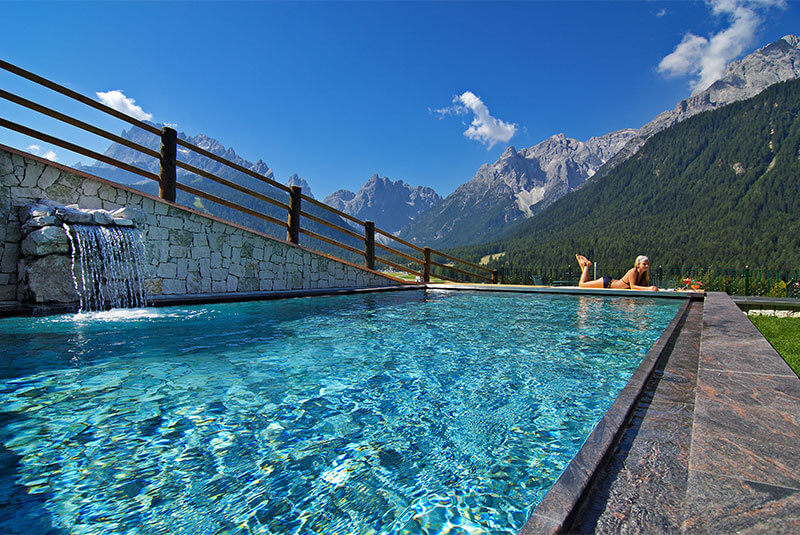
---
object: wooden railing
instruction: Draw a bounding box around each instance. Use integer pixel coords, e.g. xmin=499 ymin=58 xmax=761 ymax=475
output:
xmin=0 ymin=59 xmax=498 ymax=284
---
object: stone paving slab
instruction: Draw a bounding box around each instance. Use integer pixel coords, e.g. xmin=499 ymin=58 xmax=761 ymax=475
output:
xmin=682 ymin=471 xmax=800 ymax=534
xmin=685 ymin=292 xmax=800 ymax=531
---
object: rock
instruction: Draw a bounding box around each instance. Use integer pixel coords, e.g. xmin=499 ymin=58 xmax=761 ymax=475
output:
xmin=399 ymin=129 xmax=636 ymax=247
xmin=21 ymin=215 xmax=58 ymax=235
xmin=112 ymin=217 xmax=134 ymax=227
xmin=21 ymin=226 xmax=70 ymax=256
xmin=322 ymin=174 xmax=443 ymax=233
xmin=56 ymin=208 xmax=93 ymax=224
xmin=23 ymin=255 xmax=78 ymax=303
xmin=89 ymin=209 xmax=114 ymax=225
xmin=19 ymin=203 xmax=54 ymax=223
xmin=39 ymin=199 xmax=67 ymax=210
xmin=286 ymin=174 xmax=314 ymax=199
xmin=110 ymin=206 xmax=146 ymax=224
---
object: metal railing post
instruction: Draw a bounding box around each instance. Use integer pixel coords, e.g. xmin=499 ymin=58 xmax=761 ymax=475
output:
xmin=364 ymin=221 xmax=375 ymax=270
xmin=287 ymin=185 xmax=301 ymax=244
xmin=745 ymin=265 xmax=750 ymax=296
xmin=423 ymin=247 xmax=431 ymax=283
xmin=159 ymin=126 xmax=177 ymax=202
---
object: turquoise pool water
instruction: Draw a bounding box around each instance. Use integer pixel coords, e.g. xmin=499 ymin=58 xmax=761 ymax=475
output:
xmin=0 ymin=290 xmax=681 ymax=534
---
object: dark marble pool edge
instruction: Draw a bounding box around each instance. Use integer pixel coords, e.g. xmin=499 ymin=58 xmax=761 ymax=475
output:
xmin=0 ymin=284 xmax=702 ymax=318
xmin=426 ymin=283 xmax=702 ymax=300
xmin=518 ymin=296 xmax=694 ymax=535
xmin=0 ymin=285 xmax=426 ymax=317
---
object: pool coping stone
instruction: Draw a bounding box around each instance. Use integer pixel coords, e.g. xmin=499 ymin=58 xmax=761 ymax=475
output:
xmin=0 ymin=284 xmax=701 ymax=318
xmin=0 ymin=285 xmax=427 ymax=317
xmin=426 ymin=283 xmax=703 ymax=300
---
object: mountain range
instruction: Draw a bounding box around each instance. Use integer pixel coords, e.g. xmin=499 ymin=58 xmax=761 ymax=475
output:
xmin=323 ymin=175 xmax=441 ymax=233
xmin=451 ymin=76 xmax=800 ymax=274
xmin=79 ymin=34 xmax=800 ymax=259
xmin=396 ymin=129 xmax=637 ymax=247
xmin=80 ymin=124 xmax=366 ymax=257
xmin=398 ymin=34 xmax=800 ymax=249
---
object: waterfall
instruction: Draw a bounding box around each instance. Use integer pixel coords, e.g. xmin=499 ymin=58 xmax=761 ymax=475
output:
xmin=64 ymin=223 xmax=148 ymax=311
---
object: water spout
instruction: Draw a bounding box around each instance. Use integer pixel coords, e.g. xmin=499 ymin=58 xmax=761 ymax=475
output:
xmin=64 ymin=223 xmax=148 ymax=311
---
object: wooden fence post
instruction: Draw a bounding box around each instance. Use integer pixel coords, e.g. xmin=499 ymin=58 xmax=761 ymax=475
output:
xmin=424 ymin=247 xmax=431 ymax=283
xmin=287 ymin=185 xmax=301 ymax=244
xmin=364 ymin=221 xmax=375 ymax=270
xmin=491 ymin=270 xmax=499 ymax=284
xmin=159 ymin=126 xmax=177 ymax=202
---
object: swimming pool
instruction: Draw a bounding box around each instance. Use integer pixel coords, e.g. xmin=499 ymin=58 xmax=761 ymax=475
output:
xmin=0 ymin=290 xmax=682 ymax=534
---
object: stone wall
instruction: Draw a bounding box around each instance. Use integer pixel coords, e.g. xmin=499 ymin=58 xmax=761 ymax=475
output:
xmin=0 ymin=146 xmax=403 ymax=304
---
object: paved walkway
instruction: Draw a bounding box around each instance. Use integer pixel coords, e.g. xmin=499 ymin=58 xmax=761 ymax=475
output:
xmin=563 ymin=292 xmax=800 ymax=533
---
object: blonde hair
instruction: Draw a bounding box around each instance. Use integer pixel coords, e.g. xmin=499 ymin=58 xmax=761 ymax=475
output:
xmin=634 ymin=255 xmax=650 ymax=286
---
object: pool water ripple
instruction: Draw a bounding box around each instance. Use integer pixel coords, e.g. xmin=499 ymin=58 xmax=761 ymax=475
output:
xmin=0 ymin=290 xmax=681 ymax=534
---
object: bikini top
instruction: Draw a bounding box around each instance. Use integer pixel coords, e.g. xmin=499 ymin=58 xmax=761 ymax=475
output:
xmin=621 ymin=269 xmax=645 ymax=288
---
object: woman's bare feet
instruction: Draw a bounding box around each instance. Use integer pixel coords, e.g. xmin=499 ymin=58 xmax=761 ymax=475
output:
xmin=575 ymin=254 xmax=592 ymax=269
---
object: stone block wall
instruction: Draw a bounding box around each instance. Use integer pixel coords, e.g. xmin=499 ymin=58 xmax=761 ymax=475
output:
xmin=0 ymin=146 xmax=403 ymax=304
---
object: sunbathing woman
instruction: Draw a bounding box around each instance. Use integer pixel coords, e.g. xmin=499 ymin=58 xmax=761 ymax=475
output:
xmin=575 ymin=254 xmax=658 ymax=291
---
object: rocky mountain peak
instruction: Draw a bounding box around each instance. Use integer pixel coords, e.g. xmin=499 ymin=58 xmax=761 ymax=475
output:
xmin=398 ymin=127 xmax=638 ymax=247
xmin=322 ymin=175 xmax=442 ymax=233
xmin=597 ymin=34 xmax=800 ymax=178
xmin=501 ymin=146 xmax=518 ymax=158
xmin=286 ymin=174 xmax=314 ymax=198
xmin=249 ymin=159 xmax=274 ymax=179
xmin=782 ymin=34 xmax=800 ymax=48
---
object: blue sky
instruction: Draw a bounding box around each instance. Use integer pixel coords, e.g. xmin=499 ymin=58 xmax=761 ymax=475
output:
xmin=1 ymin=1 xmax=798 ymax=199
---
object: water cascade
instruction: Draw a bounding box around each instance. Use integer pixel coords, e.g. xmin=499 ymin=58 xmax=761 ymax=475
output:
xmin=64 ymin=223 xmax=148 ymax=311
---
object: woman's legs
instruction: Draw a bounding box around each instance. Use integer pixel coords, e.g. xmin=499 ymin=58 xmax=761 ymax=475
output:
xmin=576 ymin=254 xmax=605 ymax=288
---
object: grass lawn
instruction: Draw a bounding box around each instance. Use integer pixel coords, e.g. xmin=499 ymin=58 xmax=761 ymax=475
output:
xmin=749 ymin=315 xmax=800 ymax=377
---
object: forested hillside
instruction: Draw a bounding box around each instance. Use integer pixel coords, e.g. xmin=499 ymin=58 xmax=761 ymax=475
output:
xmin=451 ymin=79 xmax=800 ymax=278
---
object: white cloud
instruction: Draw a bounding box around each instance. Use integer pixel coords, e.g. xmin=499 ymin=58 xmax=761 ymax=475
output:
xmin=434 ymin=91 xmax=517 ymax=148
xmin=658 ymin=0 xmax=786 ymax=93
xmin=656 ymin=8 xmax=667 ymax=17
xmin=429 ymin=103 xmax=468 ymax=118
xmin=26 ymin=144 xmax=57 ymax=161
xmin=96 ymin=90 xmax=153 ymax=121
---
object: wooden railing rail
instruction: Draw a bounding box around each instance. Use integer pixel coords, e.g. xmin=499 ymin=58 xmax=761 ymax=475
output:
xmin=375 ymin=228 xmax=426 ymax=254
xmin=175 ymin=159 xmax=291 ymax=212
xmin=428 ymin=247 xmax=494 ymax=274
xmin=0 ymin=59 xmax=499 ymax=284
xmin=0 ymin=59 xmax=162 ymax=136
xmin=299 ymin=227 xmax=366 ymax=257
xmin=176 ymin=183 xmax=288 ymax=229
xmin=176 ymin=137 xmax=292 ymax=194
xmin=376 ymin=242 xmax=424 ymax=267
xmin=375 ymin=256 xmax=423 ymax=279
xmin=0 ymin=89 xmax=162 ymax=160
xmin=299 ymin=210 xmax=364 ymax=242
xmin=301 ymin=193 xmax=363 ymax=226
xmin=0 ymin=118 xmax=160 ymax=183
xmin=430 ymin=259 xmax=493 ymax=283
